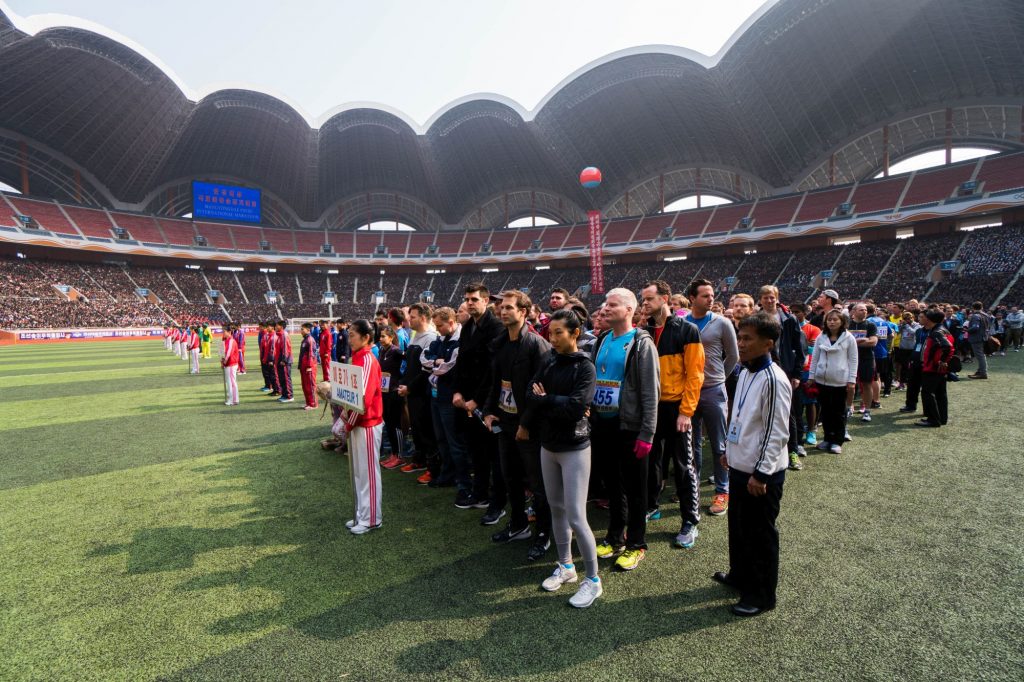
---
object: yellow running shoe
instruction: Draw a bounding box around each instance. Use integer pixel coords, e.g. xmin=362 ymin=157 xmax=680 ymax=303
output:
xmin=596 ymin=542 xmax=622 ymax=559
xmin=615 ymin=548 xmax=646 ymax=571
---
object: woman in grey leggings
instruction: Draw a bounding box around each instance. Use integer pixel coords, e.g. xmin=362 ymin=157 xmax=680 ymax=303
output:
xmin=528 ymin=309 xmax=600 ymax=608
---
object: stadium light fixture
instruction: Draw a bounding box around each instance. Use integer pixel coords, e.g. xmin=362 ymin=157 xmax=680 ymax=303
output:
xmin=327 ymin=269 xmax=339 ymax=274
xmin=534 ymin=265 xmax=550 ymax=271
xmin=217 ymin=266 xmax=244 ymax=272
xmin=426 ymin=269 xmax=446 ymax=274
xmin=185 ymin=264 xmax=201 ymax=270
xmin=15 ymin=252 xmax=26 ymax=259
xmin=258 ymin=267 xmax=277 ymax=273
xmin=380 ymin=270 xmax=386 ymax=275
xmin=663 ymin=255 xmax=687 ymax=262
xmin=482 ymin=267 xmax=499 ymax=273
xmin=744 ymin=249 xmax=758 ymax=255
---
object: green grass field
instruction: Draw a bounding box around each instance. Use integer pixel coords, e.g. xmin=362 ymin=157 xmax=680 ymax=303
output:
xmin=1 ymin=339 xmax=1022 ymax=681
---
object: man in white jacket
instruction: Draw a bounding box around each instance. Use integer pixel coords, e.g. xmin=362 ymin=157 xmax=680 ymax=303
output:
xmin=714 ymin=311 xmax=791 ymax=617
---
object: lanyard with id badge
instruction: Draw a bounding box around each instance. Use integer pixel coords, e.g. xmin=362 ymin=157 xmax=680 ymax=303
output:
xmin=728 ymin=362 xmax=771 ymax=444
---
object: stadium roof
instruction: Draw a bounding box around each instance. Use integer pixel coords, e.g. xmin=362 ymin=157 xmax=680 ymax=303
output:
xmin=1 ymin=0 xmax=1023 ymax=227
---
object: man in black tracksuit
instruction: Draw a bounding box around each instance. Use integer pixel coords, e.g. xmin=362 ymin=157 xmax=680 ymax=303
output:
xmin=398 ymin=303 xmax=439 ymax=479
xmin=453 ymin=283 xmax=507 ymax=523
xmin=759 ymin=286 xmax=807 ymax=457
xmin=484 ymin=290 xmax=553 ymax=560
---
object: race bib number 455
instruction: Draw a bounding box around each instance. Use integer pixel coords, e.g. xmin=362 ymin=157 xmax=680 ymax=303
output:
xmin=592 ymin=379 xmax=621 ymax=413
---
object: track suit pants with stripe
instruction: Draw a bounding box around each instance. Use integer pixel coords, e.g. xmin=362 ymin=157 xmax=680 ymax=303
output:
xmin=649 ymin=400 xmax=700 ymax=527
xmin=223 ymin=365 xmax=239 ymax=404
xmin=349 ymin=423 xmax=384 ymax=527
xmin=276 ymin=361 xmax=293 ymax=399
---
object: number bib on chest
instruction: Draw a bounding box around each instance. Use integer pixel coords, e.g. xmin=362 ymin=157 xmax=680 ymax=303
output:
xmin=592 ymin=379 xmax=621 ymax=414
xmin=499 ymin=380 xmax=518 ymax=414
xmin=381 ymin=372 xmax=391 ymax=393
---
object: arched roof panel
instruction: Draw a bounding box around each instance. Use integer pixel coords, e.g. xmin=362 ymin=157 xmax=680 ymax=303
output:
xmin=1 ymin=0 xmax=1022 ymax=223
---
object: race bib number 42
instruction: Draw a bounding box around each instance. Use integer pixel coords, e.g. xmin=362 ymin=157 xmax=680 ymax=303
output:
xmin=592 ymin=379 xmax=621 ymax=413
xmin=499 ymin=380 xmax=518 ymax=414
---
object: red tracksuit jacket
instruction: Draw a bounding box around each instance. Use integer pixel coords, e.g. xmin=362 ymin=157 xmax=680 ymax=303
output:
xmin=318 ymin=328 xmax=332 ymax=361
xmin=275 ymin=330 xmax=292 ymax=363
xmin=299 ymin=334 xmax=318 ymax=369
xmin=344 ymin=346 xmax=383 ymax=428
xmin=222 ymin=336 xmax=239 ymax=367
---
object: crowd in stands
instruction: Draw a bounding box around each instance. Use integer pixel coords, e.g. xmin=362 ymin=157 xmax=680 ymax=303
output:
xmin=3 ymin=222 xmax=1024 ymax=330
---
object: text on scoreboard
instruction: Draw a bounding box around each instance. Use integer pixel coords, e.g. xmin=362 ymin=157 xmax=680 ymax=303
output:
xmin=192 ymin=181 xmax=261 ymax=223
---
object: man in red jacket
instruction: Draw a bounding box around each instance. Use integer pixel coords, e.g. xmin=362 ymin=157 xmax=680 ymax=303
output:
xmin=318 ymin=319 xmax=333 ymax=381
xmin=188 ymin=325 xmax=201 ymax=374
xmin=274 ymin=320 xmax=294 ymax=403
xmin=221 ymin=327 xmax=240 ymax=405
xmin=298 ymin=323 xmax=319 ymax=410
xmin=918 ymin=309 xmax=954 ymax=428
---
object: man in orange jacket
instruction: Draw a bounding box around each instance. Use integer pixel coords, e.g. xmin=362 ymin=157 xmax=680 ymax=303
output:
xmin=640 ymin=280 xmax=705 ymax=549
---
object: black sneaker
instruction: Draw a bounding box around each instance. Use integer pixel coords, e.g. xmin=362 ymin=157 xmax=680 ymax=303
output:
xmin=454 ymin=491 xmax=479 ymax=509
xmin=898 ymin=405 xmax=916 ymax=413
xmin=480 ymin=508 xmax=506 ymax=525
xmin=472 ymin=497 xmax=491 ymax=510
xmin=491 ymin=523 xmax=531 ymax=543
xmin=870 ymin=401 xmax=881 ymax=409
xmin=527 ymin=533 xmax=551 ymax=561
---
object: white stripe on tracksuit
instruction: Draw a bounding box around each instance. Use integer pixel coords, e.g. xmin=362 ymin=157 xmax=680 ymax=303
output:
xmin=224 ymin=365 xmax=239 ymax=403
xmin=349 ymin=422 xmax=383 ymax=527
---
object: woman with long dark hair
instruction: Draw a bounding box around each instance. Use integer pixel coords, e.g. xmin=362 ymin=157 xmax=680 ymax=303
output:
xmin=341 ymin=319 xmax=385 ymax=535
xmin=807 ymin=310 xmax=857 ymax=454
xmin=528 ymin=309 xmax=601 ymax=608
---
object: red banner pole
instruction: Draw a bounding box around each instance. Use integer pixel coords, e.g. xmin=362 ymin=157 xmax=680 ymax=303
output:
xmin=588 ymin=210 xmax=605 ymax=295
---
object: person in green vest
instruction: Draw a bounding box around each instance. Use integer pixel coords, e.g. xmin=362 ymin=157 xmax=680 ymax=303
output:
xmin=201 ymin=323 xmax=212 ymax=359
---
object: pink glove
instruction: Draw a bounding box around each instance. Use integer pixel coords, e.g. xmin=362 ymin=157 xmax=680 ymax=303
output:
xmin=633 ymin=439 xmax=653 ymax=459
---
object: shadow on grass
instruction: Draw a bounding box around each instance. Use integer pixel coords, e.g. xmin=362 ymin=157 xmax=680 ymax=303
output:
xmin=90 ymin=445 xmax=737 ymax=680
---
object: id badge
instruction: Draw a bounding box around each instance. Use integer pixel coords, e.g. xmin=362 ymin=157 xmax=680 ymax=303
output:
xmin=727 ymin=420 xmax=741 ymax=444
xmin=592 ymin=379 xmax=621 ymax=413
xmin=499 ymin=380 xmax=518 ymax=414
xmin=381 ymin=372 xmax=391 ymax=393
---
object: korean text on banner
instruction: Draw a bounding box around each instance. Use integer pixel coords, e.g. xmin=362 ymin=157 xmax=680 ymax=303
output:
xmin=587 ymin=210 xmax=605 ymax=295
xmin=330 ymin=361 xmax=365 ymax=413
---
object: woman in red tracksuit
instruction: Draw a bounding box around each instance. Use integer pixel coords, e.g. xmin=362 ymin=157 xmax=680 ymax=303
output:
xmin=341 ymin=319 xmax=385 ymax=535
xmin=298 ymin=323 xmax=319 ymax=410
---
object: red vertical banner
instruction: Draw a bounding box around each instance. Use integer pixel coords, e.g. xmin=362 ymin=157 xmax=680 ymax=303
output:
xmin=587 ymin=210 xmax=605 ymax=295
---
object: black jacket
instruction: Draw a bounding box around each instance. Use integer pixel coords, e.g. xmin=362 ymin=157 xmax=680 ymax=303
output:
xmin=527 ymin=350 xmax=597 ymax=452
xmin=398 ymin=329 xmax=437 ymax=398
xmin=484 ymin=325 xmax=551 ymax=429
xmin=772 ymin=307 xmax=807 ymax=380
xmin=453 ymin=309 xmax=504 ymax=405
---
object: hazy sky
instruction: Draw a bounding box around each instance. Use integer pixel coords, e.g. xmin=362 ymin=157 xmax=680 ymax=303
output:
xmin=5 ymin=0 xmax=767 ymax=126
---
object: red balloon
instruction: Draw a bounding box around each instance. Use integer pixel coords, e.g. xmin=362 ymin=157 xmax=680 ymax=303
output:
xmin=579 ymin=166 xmax=602 ymax=189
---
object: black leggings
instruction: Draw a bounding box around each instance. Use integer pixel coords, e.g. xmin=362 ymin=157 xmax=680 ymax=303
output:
xmin=816 ymin=384 xmax=848 ymax=446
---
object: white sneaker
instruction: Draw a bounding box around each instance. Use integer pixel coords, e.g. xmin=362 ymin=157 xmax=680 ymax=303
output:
xmin=345 ymin=519 xmax=356 ymax=529
xmin=224 ymin=401 xmax=233 ymax=406
xmin=350 ymin=523 xmax=380 ymax=535
xmin=861 ymin=411 xmax=871 ymax=423
xmin=829 ymin=444 xmax=842 ymax=455
xmin=541 ymin=563 xmax=578 ymax=592
xmin=569 ymin=577 xmax=603 ymax=608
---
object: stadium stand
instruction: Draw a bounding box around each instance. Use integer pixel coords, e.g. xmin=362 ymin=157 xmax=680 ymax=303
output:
xmin=8 ymin=197 xmax=77 ymax=235
xmin=62 ymin=206 xmax=115 ymax=239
